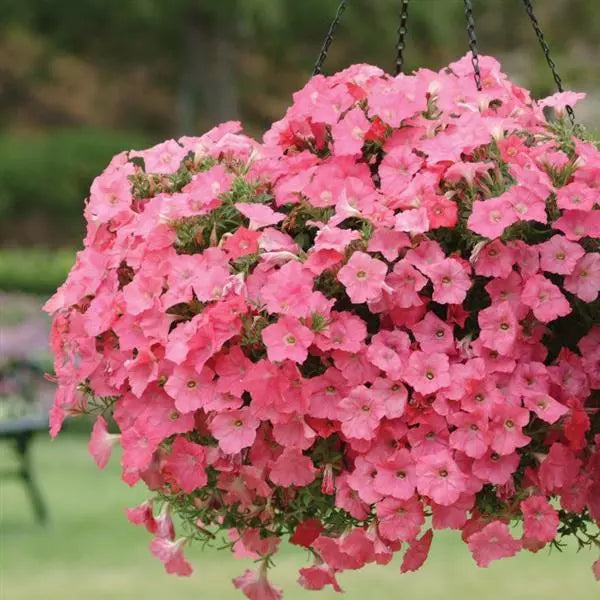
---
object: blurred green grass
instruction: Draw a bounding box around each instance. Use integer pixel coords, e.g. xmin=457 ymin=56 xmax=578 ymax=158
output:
xmin=1 ymin=433 xmax=597 ymax=600
xmin=0 ymin=247 xmax=74 ymax=295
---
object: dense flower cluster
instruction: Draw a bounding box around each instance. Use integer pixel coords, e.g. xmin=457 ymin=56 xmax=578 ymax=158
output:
xmin=45 ymin=54 xmax=599 ymax=597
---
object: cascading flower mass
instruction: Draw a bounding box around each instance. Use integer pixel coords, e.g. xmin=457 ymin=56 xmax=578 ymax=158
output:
xmin=45 ymin=54 xmax=599 ymax=597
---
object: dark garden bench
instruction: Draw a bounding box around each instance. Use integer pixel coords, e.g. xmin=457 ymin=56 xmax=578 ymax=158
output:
xmin=0 ymin=360 xmax=50 ymax=523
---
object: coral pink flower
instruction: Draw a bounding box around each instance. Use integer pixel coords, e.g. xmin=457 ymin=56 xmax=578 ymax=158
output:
xmin=164 ymin=365 xmax=217 ymax=414
xmin=400 ymin=529 xmax=433 ymax=573
xmin=222 ymin=227 xmax=261 ymax=259
xmin=523 ymin=393 xmax=568 ymax=424
xmin=563 ymin=252 xmax=600 ymax=302
xmin=473 ymin=240 xmax=515 ymax=278
xmin=521 ymin=496 xmax=559 ymax=544
xmin=472 ymin=449 xmax=519 ymax=485
xmin=377 ymin=496 xmax=425 ymax=542
xmin=521 ymin=274 xmax=571 ymax=322
xmin=290 ymin=519 xmax=325 ymax=548
xmin=404 ymin=351 xmax=450 ymax=395
xmin=539 ymin=91 xmax=586 ymax=116
xmin=539 ymin=235 xmax=585 ymax=275
xmin=490 ymin=404 xmax=530 ymax=455
xmin=269 ymin=449 xmax=317 ymax=487
xmin=338 ymin=251 xmax=388 ymax=304
xmin=477 ymin=302 xmax=518 ymax=355
xmin=150 ymin=537 xmax=192 ymax=576
xmin=332 ymin=107 xmax=371 ymax=156
xmin=448 ymin=411 xmax=490 ymax=459
xmin=373 ymin=449 xmax=416 ymax=499
xmin=386 ymin=260 xmax=428 ymax=308
xmin=298 ymin=564 xmax=343 ymax=592
xmin=88 ymin=416 xmax=119 ymax=469
xmin=125 ymin=501 xmax=157 ymax=534
xmin=556 ymin=182 xmax=596 ymax=211
xmin=262 ymin=316 xmax=315 ymax=363
xmin=411 ymin=312 xmax=455 ymax=354
xmin=338 ymin=385 xmax=386 ymax=441
xmin=538 ymin=442 xmax=581 ymax=493
xmin=416 ymin=451 xmax=467 ymax=506
xmin=138 ymin=139 xmax=187 ymax=174
xmin=553 ymin=210 xmax=600 ymax=241
xmin=233 ymin=566 xmax=283 ymax=600
xmin=467 ymin=521 xmax=521 ymax=567
xmin=467 ymin=195 xmax=518 ymax=239
xmin=209 ymin=408 xmax=260 ymax=454
xmin=235 ymin=202 xmax=285 ymax=229
xmin=428 ymin=258 xmax=471 ymax=304
xmin=163 ymin=436 xmax=207 ymax=494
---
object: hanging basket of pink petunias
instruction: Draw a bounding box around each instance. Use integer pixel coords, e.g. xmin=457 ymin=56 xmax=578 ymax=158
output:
xmin=45 ymin=2 xmax=599 ymax=597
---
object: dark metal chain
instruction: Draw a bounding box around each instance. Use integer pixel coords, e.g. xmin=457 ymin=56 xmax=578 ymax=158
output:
xmin=395 ymin=0 xmax=410 ymax=75
xmin=463 ymin=0 xmax=482 ymax=91
xmin=521 ymin=0 xmax=575 ymax=123
xmin=313 ymin=0 xmax=349 ymax=76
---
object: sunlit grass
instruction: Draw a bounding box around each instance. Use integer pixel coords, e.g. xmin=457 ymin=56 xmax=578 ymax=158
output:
xmin=0 ymin=433 xmax=597 ymax=599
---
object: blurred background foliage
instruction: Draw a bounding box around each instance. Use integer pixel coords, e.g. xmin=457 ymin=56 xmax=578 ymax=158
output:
xmin=0 ymin=0 xmax=598 ymax=285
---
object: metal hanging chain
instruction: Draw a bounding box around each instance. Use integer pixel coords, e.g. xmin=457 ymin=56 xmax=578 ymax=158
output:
xmin=313 ymin=0 xmax=349 ymax=76
xmin=395 ymin=0 xmax=411 ymax=75
xmin=463 ymin=0 xmax=482 ymax=91
xmin=521 ymin=0 xmax=576 ymax=123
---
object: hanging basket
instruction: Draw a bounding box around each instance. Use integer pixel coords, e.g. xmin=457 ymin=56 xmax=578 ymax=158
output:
xmin=45 ymin=2 xmax=599 ymax=597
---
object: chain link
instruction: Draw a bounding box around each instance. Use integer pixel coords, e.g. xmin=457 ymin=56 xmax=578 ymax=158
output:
xmin=463 ymin=0 xmax=482 ymax=91
xmin=521 ymin=0 xmax=575 ymax=124
xmin=395 ymin=0 xmax=411 ymax=75
xmin=313 ymin=0 xmax=349 ymax=76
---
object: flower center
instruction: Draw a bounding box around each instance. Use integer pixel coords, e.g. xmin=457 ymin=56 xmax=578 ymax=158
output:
xmin=499 ymin=322 xmax=510 ymax=331
xmin=186 ymin=380 xmax=197 ymax=388
xmin=438 ymin=469 xmax=448 ymax=478
xmin=396 ymin=471 xmax=406 ymax=479
xmin=425 ymin=370 xmax=435 ymax=380
xmin=233 ymin=419 xmax=243 ymax=427
xmin=361 ymin=404 xmax=371 ymax=412
xmin=356 ymin=270 xmax=368 ymax=280
xmin=285 ymin=335 xmax=297 ymax=345
xmin=505 ymin=419 xmax=514 ymax=429
xmin=441 ymin=276 xmax=451 ymax=284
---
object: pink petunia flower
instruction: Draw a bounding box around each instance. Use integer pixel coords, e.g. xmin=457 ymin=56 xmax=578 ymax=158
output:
xmin=269 ymin=448 xmax=317 ymax=487
xmin=377 ymin=496 xmax=425 ymax=542
xmin=416 ymin=451 xmax=467 ymax=506
xmin=88 ymin=415 xmax=120 ymax=469
xmin=521 ymin=274 xmax=571 ymax=322
xmin=163 ymin=436 xmax=208 ymax=494
xmin=338 ymin=251 xmax=388 ymax=304
xmin=467 ymin=521 xmax=521 ymax=567
xmin=338 ymin=385 xmax=386 ymax=441
xmin=404 ymin=351 xmax=450 ymax=395
xmin=209 ymin=408 xmax=260 ymax=454
xmin=400 ymin=529 xmax=434 ymax=573
xmin=477 ymin=302 xmax=518 ymax=355
xmin=233 ymin=565 xmax=283 ymax=600
xmin=222 ymin=227 xmax=261 ymax=260
xmin=468 ymin=195 xmax=518 ymax=239
xmin=373 ymin=448 xmax=416 ymax=499
xmin=521 ymin=496 xmax=559 ymax=544
xmin=150 ymin=537 xmax=193 ymax=576
xmin=298 ymin=563 xmax=343 ymax=593
xmin=428 ymin=258 xmax=471 ymax=304
xmin=331 ymin=107 xmax=371 ymax=156
xmin=539 ymin=235 xmax=585 ymax=275
xmin=563 ymin=252 xmax=600 ymax=302
xmin=262 ymin=316 xmax=315 ymax=363
xmin=553 ymin=210 xmax=600 ymax=241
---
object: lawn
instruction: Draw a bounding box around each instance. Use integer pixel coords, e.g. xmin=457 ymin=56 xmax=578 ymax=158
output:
xmin=1 ymin=433 xmax=597 ymax=600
